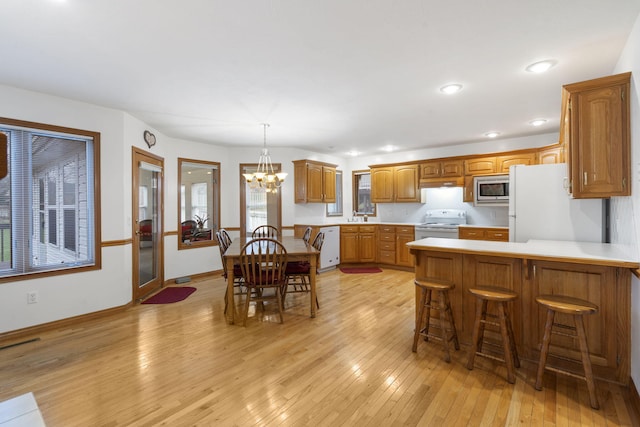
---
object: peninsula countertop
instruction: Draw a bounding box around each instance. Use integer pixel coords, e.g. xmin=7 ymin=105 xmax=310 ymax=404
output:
xmin=407 ymin=237 xmax=639 ymax=269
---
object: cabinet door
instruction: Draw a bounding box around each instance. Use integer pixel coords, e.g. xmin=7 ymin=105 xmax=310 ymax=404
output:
xmin=463 ymin=175 xmax=474 ymax=203
xmin=536 ymin=146 xmax=564 ymax=164
xmin=359 ymin=233 xmax=377 ymax=262
xmin=371 ymin=167 xmax=394 ymax=203
xmin=571 ymin=81 xmax=630 ymax=197
xmin=322 ymin=166 xmax=336 ymax=203
xmin=394 ymin=164 xmax=419 ymax=202
xmin=440 ymin=160 xmax=464 ymax=177
xmin=396 ymin=233 xmax=415 ymax=267
xmin=497 ymin=153 xmax=535 ymax=172
xmin=340 ymin=232 xmax=359 ymax=263
xmin=464 ymin=157 xmax=496 ymax=175
xmin=306 ymin=163 xmax=324 ymax=202
xmin=420 ymin=161 xmax=441 ymax=179
xmin=525 ymin=261 xmax=617 ymax=374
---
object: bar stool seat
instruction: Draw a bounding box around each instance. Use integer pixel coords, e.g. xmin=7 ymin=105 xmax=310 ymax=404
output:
xmin=412 ymin=279 xmax=459 ymax=363
xmin=535 ymin=294 xmax=599 ymax=409
xmin=466 ymin=286 xmax=520 ymax=383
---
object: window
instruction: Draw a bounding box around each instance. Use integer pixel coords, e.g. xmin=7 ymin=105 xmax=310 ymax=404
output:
xmin=178 ymin=158 xmax=220 ymax=249
xmin=352 ymin=170 xmax=375 ymax=216
xmin=0 ymin=118 xmax=100 ymax=281
xmin=326 ymin=170 xmax=343 ymax=217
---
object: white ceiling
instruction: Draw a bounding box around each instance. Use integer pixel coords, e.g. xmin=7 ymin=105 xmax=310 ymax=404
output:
xmin=2 ymin=1 xmax=639 ymax=156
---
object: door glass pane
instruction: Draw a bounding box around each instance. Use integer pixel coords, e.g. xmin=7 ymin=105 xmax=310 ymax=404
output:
xmin=138 ymin=167 xmax=159 ymax=287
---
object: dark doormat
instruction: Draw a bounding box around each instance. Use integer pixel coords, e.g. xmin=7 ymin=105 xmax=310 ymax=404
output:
xmin=142 ymin=287 xmax=196 ymax=304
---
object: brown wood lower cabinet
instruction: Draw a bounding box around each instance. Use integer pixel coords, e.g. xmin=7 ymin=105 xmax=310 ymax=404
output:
xmin=377 ymin=225 xmax=415 ymax=268
xmin=340 ymin=225 xmax=376 ymax=263
xmin=412 ymin=250 xmax=631 ymax=384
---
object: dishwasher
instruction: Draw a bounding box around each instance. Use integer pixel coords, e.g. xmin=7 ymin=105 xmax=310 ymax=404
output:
xmin=318 ymin=226 xmax=340 ymax=272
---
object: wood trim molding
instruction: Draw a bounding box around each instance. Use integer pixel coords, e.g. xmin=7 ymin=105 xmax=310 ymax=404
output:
xmin=102 ymin=239 xmax=132 ymax=247
xmin=0 ymin=302 xmax=132 ymax=343
xmin=164 ymin=270 xmax=221 ymax=285
xmin=632 ymin=268 xmax=640 ymax=279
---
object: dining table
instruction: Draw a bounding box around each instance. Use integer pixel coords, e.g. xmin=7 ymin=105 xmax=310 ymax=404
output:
xmin=223 ymin=236 xmax=320 ymax=324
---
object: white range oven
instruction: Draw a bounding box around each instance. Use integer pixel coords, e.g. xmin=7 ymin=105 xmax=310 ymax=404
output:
xmin=414 ymin=209 xmax=467 ymax=240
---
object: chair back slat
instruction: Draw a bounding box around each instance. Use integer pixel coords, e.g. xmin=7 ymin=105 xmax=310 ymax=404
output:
xmin=252 ymin=225 xmax=280 ymax=239
xmin=312 ymin=232 xmax=324 ymax=252
xmin=302 ymin=227 xmax=313 ymax=244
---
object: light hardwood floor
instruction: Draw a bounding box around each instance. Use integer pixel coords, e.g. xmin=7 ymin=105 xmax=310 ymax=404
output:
xmin=0 ymin=269 xmax=638 ymax=426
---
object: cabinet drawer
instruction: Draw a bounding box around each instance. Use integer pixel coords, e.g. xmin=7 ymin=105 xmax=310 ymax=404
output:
xmin=378 ymin=225 xmax=395 ymax=233
xmin=379 ymin=232 xmax=395 ymax=242
xmin=396 ymin=226 xmax=414 ymax=234
xmin=379 ymin=241 xmax=395 ymax=251
xmin=486 ymin=229 xmax=509 ymax=241
xmin=360 ymin=225 xmax=377 ymax=233
xmin=459 ymin=228 xmax=484 ymax=240
xmin=378 ymin=250 xmax=396 ymax=264
xmin=341 ymin=225 xmax=359 ymax=233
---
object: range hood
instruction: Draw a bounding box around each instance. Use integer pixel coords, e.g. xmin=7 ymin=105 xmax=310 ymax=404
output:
xmin=418 ymin=176 xmax=464 ymax=188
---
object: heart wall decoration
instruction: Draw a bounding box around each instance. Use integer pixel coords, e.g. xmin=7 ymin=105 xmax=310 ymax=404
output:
xmin=143 ymin=130 xmax=156 ymax=148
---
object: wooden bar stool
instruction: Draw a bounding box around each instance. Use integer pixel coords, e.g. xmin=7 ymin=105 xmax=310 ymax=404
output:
xmin=412 ymin=279 xmax=459 ymax=363
xmin=466 ymin=286 xmax=520 ymax=383
xmin=534 ymin=294 xmax=599 ymax=409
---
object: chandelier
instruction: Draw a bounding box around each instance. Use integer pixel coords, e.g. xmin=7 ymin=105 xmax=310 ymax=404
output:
xmin=242 ymin=123 xmax=287 ymax=193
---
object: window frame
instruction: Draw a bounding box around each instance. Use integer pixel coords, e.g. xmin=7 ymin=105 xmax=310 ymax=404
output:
xmin=0 ymin=117 xmax=101 ymax=283
xmin=177 ymin=157 xmax=221 ymax=250
xmin=352 ymin=170 xmax=376 ymax=217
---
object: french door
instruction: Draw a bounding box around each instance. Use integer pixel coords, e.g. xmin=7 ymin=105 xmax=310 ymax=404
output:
xmin=132 ymin=148 xmax=164 ymax=300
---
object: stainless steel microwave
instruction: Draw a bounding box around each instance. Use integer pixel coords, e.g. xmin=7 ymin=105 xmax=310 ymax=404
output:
xmin=474 ymin=175 xmax=509 ymax=206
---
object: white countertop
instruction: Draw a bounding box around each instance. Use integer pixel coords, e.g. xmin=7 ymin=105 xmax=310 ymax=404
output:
xmin=406 ymin=237 xmax=639 ymax=268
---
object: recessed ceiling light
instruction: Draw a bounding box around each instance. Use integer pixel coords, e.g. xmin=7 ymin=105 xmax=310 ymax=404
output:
xmin=529 ymin=118 xmax=547 ymax=127
xmin=347 ymin=150 xmax=359 ymax=157
xmin=440 ymin=83 xmax=463 ymax=94
xmin=525 ymin=60 xmax=556 ymax=73
xmin=382 ymin=145 xmax=395 ymax=152
xmin=484 ymin=131 xmax=500 ymax=138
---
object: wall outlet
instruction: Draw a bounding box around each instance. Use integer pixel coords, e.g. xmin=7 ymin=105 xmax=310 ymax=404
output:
xmin=27 ymin=291 xmax=38 ymax=304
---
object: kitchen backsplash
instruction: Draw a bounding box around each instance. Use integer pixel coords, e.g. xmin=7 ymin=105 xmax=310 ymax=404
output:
xmin=376 ymin=187 xmax=509 ymax=226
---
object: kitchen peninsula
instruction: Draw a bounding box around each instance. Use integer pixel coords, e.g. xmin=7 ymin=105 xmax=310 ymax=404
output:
xmin=407 ymin=237 xmax=639 ymax=384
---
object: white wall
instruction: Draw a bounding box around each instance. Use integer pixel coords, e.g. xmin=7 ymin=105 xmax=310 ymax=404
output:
xmin=612 ymin=12 xmax=640 ymax=389
xmin=0 ymin=85 xmax=132 ymax=332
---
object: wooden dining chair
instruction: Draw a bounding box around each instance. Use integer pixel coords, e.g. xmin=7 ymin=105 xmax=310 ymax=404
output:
xmin=284 ymin=232 xmax=323 ymax=308
xmin=216 ymin=230 xmax=244 ymax=314
xmin=218 ymin=228 xmax=233 ymax=248
xmin=302 ymin=226 xmax=313 ymax=244
xmin=239 ymin=238 xmax=288 ymax=325
xmin=252 ymin=225 xmax=280 ymax=239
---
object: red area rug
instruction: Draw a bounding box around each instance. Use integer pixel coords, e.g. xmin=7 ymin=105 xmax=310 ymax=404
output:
xmin=340 ymin=267 xmax=383 ymax=274
xmin=142 ymin=287 xmax=196 ymax=304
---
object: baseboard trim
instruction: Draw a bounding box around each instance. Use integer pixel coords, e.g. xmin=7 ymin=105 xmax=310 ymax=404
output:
xmin=0 ymin=302 xmax=132 ymax=344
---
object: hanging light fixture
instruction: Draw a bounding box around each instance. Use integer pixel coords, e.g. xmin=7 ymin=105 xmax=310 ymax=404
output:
xmin=242 ymin=123 xmax=287 ymax=193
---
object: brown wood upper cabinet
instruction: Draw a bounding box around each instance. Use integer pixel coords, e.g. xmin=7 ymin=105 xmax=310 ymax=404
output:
xmin=293 ymin=160 xmax=338 ymax=203
xmin=536 ymin=145 xmax=564 ymax=164
xmin=370 ymin=164 xmax=420 ymax=203
xmin=496 ymin=153 xmax=536 ymax=173
xmin=419 ymin=159 xmax=464 ymax=187
xmin=464 ymin=156 xmax=496 ymax=175
xmin=562 ymin=72 xmax=631 ymax=198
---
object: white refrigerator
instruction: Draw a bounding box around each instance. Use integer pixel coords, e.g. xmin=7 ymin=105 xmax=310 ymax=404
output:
xmin=508 ymin=164 xmax=605 ymax=243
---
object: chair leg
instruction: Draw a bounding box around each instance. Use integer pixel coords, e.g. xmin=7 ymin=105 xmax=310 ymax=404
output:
xmin=575 ymin=315 xmax=599 ymax=409
xmin=467 ymin=298 xmax=485 ymax=370
xmin=535 ymin=309 xmax=555 ymax=390
xmin=504 ymin=304 xmax=520 ymax=368
xmin=497 ymin=302 xmax=516 ymax=384
xmin=412 ymin=286 xmax=427 ymax=352
xmin=444 ymin=290 xmax=459 ymax=350
xmin=423 ymin=289 xmax=432 ymax=342
xmin=437 ymin=291 xmax=453 ymax=363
